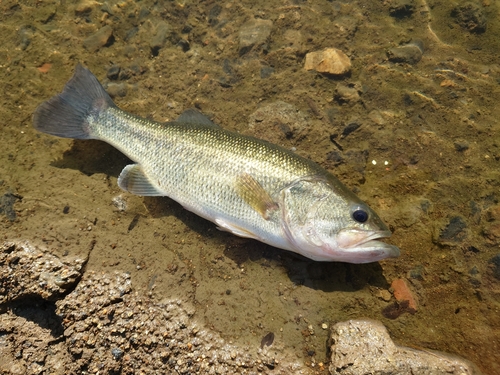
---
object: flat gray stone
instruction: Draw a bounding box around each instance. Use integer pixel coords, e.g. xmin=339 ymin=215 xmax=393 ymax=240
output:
xmin=83 ymin=25 xmax=114 ymax=52
xmin=239 ymin=18 xmax=273 ymax=54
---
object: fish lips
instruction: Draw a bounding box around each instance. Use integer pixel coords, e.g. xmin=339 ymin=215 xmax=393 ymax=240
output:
xmin=327 ymin=229 xmax=401 ymax=264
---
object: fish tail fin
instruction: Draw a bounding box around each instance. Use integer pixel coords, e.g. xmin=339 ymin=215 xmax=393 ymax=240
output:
xmin=33 ymin=64 xmax=116 ymax=139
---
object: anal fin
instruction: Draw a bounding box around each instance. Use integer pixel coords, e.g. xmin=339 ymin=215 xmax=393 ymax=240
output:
xmin=215 ymin=218 xmax=260 ymax=240
xmin=118 ymin=164 xmax=164 ymax=196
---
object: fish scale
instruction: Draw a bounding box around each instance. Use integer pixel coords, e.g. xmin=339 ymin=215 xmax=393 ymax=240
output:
xmin=33 ymin=64 xmax=400 ymax=263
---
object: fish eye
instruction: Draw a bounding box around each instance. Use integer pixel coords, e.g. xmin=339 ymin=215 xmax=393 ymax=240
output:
xmin=352 ymin=209 xmax=369 ymax=223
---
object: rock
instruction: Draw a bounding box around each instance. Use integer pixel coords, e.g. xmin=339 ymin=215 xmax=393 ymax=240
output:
xmin=391 ymin=278 xmax=418 ymax=310
xmin=105 ymin=82 xmax=128 ymax=98
xmin=150 ymin=21 xmax=169 ymax=56
xmin=107 ymin=65 xmax=120 ymax=80
xmin=408 ymin=264 xmax=425 ymax=280
xmin=83 ymin=25 xmax=114 ymax=52
xmin=387 ymin=40 xmax=423 ymax=64
xmin=438 ymin=216 xmax=467 ymax=243
xmin=75 ymin=0 xmax=96 ymax=16
xmin=0 ymin=241 xmax=86 ymax=304
xmin=389 ymin=0 xmax=415 ymax=18
xmin=248 ymin=101 xmax=310 ymax=145
xmin=334 ymin=83 xmax=362 ymax=104
xmin=329 ymin=319 xmax=484 ymax=375
xmin=451 ymin=2 xmax=487 ymax=33
xmin=326 ymin=150 xmax=344 ymax=165
xmin=239 ymin=18 xmax=273 ymax=55
xmin=177 ymin=38 xmax=190 ymax=52
xmin=0 ymin=191 xmax=21 ymax=222
xmin=341 ymin=122 xmax=361 ymax=138
xmin=373 ymin=289 xmax=392 ymax=302
xmin=304 ymin=48 xmax=351 ymax=75
xmin=488 ymin=254 xmax=500 ymax=280
xmin=208 ymin=4 xmax=223 ymax=26
xmin=454 ymin=140 xmax=469 ymax=152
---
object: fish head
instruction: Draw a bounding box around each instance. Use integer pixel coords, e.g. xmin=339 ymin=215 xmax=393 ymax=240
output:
xmin=279 ymin=176 xmax=400 ymax=263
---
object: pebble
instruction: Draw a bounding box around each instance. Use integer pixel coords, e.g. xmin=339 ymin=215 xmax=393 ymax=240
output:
xmin=391 ymin=278 xmax=418 ymax=310
xmin=75 ymin=0 xmax=96 ymax=15
xmin=106 ymin=83 xmax=128 ymax=98
xmin=111 ymin=347 xmax=123 ymax=360
xmin=304 ymin=48 xmax=351 ymax=75
xmin=387 ymin=40 xmax=424 ymax=64
xmin=374 ymin=289 xmax=392 ymax=302
xmin=107 ymin=65 xmax=120 ymax=80
xmin=83 ymin=25 xmax=114 ymax=52
xmin=438 ymin=216 xmax=467 ymax=243
xmin=112 ymin=195 xmax=127 ymax=211
xmin=334 ymin=83 xmax=361 ymax=104
xmin=454 ymin=140 xmax=469 ymax=152
xmin=239 ymin=18 xmax=273 ymax=55
xmin=330 ymin=319 xmax=482 ymax=374
xmin=0 ymin=191 xmax=20 ymax=222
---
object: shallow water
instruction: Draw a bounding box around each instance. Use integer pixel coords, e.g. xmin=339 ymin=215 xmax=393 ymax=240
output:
xmin=1 ymin=0 xmax=499 ymax=373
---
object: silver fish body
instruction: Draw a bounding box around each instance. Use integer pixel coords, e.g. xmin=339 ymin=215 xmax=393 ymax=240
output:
xmin=33 ymin=64 xmax=400 ymax=263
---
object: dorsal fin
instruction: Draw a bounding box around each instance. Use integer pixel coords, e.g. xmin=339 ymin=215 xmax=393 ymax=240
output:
xmin=176 ymin=109 xmax=219 ymax=127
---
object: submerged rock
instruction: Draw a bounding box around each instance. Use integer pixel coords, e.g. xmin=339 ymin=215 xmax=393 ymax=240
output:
xmin=239 ymin=18 xmax=273 ymax=55
xmin=329 ymin=319 xmax=484 ymax=375
xmin=438 ymin=216 xmax=468 ymax=244
xmin=304 ymin=48 xmax=351 ymax=75
xmin=387 ymin=40 xmax=424 ymax=64
xmin=83 ymin=25 xmax=114 ymax=52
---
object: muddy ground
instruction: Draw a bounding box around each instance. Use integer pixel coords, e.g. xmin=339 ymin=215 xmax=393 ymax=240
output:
xmin=0 ymin=0 xmax=499 ymax=374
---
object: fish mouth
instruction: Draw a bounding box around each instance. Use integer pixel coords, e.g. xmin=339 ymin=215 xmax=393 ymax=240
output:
xmin=330 ymin=229 xmax=401 ymax=264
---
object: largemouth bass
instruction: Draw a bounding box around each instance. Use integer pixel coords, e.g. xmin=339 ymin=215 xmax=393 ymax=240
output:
xmin=33 ymin=64 xmax=400 ymax=263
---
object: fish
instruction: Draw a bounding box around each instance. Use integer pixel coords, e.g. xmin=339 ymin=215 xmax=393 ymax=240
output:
xmin=32 ymin=64 xmax=400 ymax=263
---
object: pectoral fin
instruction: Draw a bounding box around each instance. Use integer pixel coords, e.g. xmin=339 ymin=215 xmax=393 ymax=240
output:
xmin=118 ymin=164 xmax=164 ymax=196
xmin=235 ymin=173 xmax=278 ymax=220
